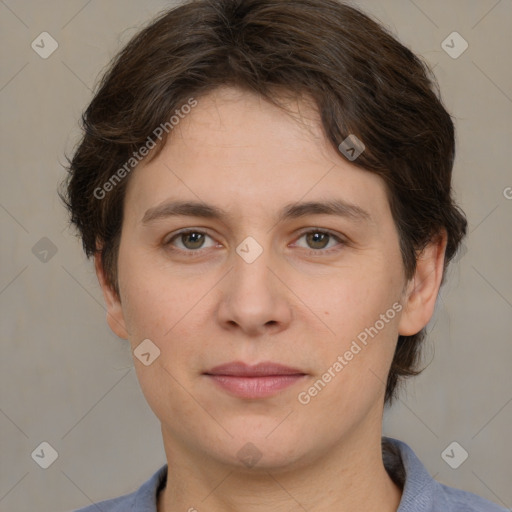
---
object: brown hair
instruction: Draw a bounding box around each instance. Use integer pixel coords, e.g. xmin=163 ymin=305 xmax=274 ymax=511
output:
xmin=61 ymin=0 xmax=467 ymax=404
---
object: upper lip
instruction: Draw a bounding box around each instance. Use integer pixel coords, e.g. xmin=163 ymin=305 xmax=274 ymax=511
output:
xmin=204 ymin=361 xmax=306 ymax=377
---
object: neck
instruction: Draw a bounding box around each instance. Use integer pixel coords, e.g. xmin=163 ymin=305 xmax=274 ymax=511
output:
xmin=157 ymin=427 xmax=402 ymax=512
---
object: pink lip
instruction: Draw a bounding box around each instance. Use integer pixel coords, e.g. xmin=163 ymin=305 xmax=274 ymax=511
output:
xmin=204 ymin=361 xmax=307 ymax=399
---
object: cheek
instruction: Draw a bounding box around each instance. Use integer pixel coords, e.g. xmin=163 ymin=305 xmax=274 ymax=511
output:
xmin=117 ymin=250 xmax=220 ymax=383
xmin=117 ymin=249 xmax=193 ymax=338
xmin=308 ymin=261 xmax=401 ymax=338
xmin=305 ymin=258 xmax=403 ymax=387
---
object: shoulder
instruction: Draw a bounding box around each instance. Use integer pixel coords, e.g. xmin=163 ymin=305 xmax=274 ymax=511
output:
xmin=434 ymin=483 xmax=508 ymax=512
xmin=72 ymin=492 xmax=135 ymax=512
xmin=70 ymin=464 xmax=167 ymax=512
xmin=382 ymin=437 xmax=507 ymax=512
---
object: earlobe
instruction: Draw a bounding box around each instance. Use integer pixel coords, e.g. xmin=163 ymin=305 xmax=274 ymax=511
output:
xmin=94 ymin=252 xmax=129 ymax=339
xmin=398 ymin=231 xmax=448 ymax=336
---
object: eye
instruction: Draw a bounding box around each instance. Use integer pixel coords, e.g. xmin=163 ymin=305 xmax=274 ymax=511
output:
xmin=293 ymin=229 xmax=345 ymax=252
xmin=165 ymin=230 xmax=217 ymax=251
xmin=164 ymin=228 xmax=345 ymax=254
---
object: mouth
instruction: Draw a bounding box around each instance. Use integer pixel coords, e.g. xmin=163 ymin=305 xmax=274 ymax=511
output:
xmin=203 ymin=361 xmax=307 ymax=399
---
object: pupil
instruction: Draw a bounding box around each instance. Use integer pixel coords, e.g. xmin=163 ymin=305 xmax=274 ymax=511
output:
xmin=308 ymin=232 xmax=328 ymax=249
xmin=184 ymin=232 xmax=204 ymax=249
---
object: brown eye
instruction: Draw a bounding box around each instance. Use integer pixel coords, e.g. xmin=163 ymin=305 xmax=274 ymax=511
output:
xmin=180 ymin=232 xmax=205 ymax=249
xmin=166 ymin=230 xmax=216 ymax=251
xmin=293 ymin=229 xmax=345 ymax=253
xmin=305 ymin=232 xmax=331 ymax=250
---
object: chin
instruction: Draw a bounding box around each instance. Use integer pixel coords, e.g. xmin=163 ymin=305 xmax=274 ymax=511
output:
xmin=211 ymin=425 xmax=315 ymax=472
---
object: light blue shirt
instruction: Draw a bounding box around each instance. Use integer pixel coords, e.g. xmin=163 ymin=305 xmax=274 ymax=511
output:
xmin=72 ymin=437 xmax=507 ymax=511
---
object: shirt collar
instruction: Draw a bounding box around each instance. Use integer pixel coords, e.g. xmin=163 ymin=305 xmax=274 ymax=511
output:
xmin=137 ymin=437 xmax=438 ymax=511
xmin=383 ymin=437 xmax=437 ymax=511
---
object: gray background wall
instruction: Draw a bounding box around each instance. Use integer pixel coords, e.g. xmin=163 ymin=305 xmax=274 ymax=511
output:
xmin=0 ymin=1 xmax=511 ymax=511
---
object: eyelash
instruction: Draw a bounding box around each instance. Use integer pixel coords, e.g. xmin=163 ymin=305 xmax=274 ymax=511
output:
xmin=163 ymin=228 xmax=347 ymax=256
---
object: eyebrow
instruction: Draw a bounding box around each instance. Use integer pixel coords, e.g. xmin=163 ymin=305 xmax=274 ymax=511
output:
xmin=141 ymin=198 xmax=372 ymax=225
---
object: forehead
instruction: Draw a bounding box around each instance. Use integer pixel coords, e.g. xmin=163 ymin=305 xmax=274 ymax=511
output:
xmin=124 ymin=86 xmax=390 ymax=224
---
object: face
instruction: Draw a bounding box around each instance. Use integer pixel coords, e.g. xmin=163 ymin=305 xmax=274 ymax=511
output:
xmin=99 ymin=86 xmax=438 ymax=471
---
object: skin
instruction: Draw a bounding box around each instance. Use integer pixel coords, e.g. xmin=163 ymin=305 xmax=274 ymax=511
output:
xmin=96 ymin=86 xmax=447 ymax=512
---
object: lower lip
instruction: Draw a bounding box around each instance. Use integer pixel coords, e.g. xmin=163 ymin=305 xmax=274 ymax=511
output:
xmin=206 ymin=374 xmax=306 ymax=399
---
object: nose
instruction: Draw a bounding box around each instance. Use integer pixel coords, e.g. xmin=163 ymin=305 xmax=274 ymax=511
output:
xmin=216 ymin=246 xmax=293 ymax=337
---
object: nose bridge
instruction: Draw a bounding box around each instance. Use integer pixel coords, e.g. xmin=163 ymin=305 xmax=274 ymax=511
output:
xmin=231 ymin=238 xmax=276 ymax=303
xmin=216 ymin=234 xmax=292 ymax=334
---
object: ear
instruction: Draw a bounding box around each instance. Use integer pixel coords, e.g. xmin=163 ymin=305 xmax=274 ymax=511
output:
xmin=398 ymin=230 xmax=448 ymax=336
xmin=94 ymin=252 xmax=129 ymax=339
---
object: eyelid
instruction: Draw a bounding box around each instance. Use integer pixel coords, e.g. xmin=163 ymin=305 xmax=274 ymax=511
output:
xmin=163 ymin=227 xmax=348 ymax=253
xmin=164 ymin=228 xmax=218 ymax=247
xmin=291 ymin=228 xmax=347 ymax=251
xmin=294 ymin=227 xmax=346 ymax=240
